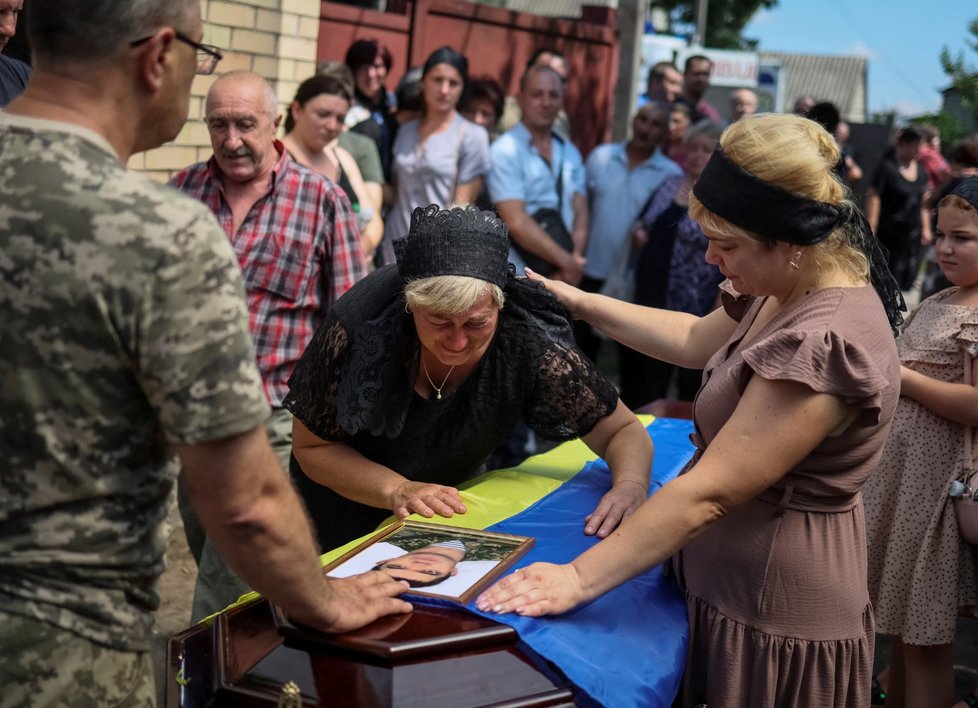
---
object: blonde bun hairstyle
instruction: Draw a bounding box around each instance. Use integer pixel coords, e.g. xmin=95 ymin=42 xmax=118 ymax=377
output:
xmin=689 ymin=113 xmax=868 ymax=281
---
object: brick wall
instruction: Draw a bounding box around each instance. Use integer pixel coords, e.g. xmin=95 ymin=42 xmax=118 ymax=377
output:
xmin=128 ymin=0 xmax=321 ymax=182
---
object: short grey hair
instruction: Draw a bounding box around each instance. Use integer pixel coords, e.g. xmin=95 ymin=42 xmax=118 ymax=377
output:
xmin=405 ymin=276 xmax=505 ymax=315
xmin=519 ymin=64 xmax=563 ymax=94
xmin=28 ymin=0 xmax=197 ymax=66
xmin=206 ymin=71 xmax=279 ymax=121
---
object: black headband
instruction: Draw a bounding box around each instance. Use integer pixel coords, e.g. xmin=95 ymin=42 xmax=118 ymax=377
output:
xmin=949 ymin=175 xmax=978 ymax=211
xmin=693 ymin=147 xmax=844 ymax=245
xmin=693 ymin=145 xmax=905 ymax=333
xmin=395 ymin=205 xmax=510 ymax=289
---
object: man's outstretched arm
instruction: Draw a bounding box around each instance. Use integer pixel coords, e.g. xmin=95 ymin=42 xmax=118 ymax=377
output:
xmin=179 ymin=425 xmax=411 ymax=631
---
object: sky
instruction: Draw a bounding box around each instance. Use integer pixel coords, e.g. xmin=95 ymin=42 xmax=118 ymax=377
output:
xmin=741 ymin=0 xmax=976 ymax=118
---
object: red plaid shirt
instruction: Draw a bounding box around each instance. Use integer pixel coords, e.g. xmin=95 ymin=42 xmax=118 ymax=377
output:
xmin=171 ymin=143 xmax=366 ymax=405
xmin=917 ymin=144 xmax=951 ymax=193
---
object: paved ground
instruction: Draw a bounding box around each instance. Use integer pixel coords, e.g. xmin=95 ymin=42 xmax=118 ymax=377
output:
xmin=152 ymin=501 xmax=196 ymax=707
xmin=952 ymin=617 xmax=978 ymax=701
xmin=873 ymin=618 xmax=978 ymax=704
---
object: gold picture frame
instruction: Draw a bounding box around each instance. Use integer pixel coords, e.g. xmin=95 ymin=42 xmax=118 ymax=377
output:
xmin=323 ymin=520 xmax=534 ymax=605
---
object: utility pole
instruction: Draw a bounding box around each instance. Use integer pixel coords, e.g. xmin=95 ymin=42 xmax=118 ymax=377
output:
xmin=692 ymin=0 xmax=709 ymax=47
xmin=612 ymin=0 xmax=646 ymax=141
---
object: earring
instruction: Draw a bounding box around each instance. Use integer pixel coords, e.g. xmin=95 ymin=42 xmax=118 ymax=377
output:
xmin=789 ymin=250 xmax=802 ymax=270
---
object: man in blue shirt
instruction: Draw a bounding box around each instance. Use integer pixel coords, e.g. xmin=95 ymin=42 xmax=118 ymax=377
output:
xmin=0 ymin=53 xmax=29 ymax=106
xmin=575 ymin=101 xmax=681 ymax=362
xmin=489 ymin=64 xmax=588 ymax=285
xmin=0 ymin=0 xmax=29 ymax=107
xmin=637 ymin=61 xmax=682 ymax=108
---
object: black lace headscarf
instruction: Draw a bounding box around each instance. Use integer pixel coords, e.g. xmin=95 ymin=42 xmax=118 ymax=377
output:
xmin=948 ymin=175 xmax=978 ymax=211
xmin=693 ymin=145 xmax=906 ymax=333
xmin=395 ymin=204 xmax=509 ymax=287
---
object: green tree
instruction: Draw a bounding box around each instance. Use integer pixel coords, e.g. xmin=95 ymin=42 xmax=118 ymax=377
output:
xmin=939 ymin=15 xmax=978 ymax=128
xmin=651 ymin=0 xmax=779 ymax=50
xmin=911 ymin=112 xmax=965 ymax=151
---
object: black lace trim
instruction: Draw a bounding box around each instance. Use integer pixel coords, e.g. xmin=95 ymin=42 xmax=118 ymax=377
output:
xmin=283 ymin=268 xmax=617 ymax=443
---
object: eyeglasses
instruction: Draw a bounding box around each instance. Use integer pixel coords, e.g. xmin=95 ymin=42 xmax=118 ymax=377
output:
xmin=130 ymin=30 xmax=223 ymax=76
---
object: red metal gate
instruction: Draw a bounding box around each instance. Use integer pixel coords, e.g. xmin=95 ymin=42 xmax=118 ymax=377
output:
xmin=317 ymin=0 xmax=619 ymax=154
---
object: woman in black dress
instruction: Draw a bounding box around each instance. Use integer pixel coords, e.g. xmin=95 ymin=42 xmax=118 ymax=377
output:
xmin=866 ymin=126 xmax=932 ymax=291
xmin=284 ymin=205 xmax=652 ymax=551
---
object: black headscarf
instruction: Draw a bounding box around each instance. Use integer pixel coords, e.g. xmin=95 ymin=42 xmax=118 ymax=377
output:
xmin=395 ymin=205 xmax=510 ymax=288
xmin=949 ymin=175 xmax=978 ymax=210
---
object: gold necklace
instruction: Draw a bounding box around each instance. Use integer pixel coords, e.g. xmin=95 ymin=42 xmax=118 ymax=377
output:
xmin=421 ymin=355 xmax=455 ymax=400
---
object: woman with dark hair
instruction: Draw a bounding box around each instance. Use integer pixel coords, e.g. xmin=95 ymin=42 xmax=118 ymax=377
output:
xmin=383 ymin=47 xmax=490 ymax=261
xmin=460 ymin=76 xmax=506 ymax=139
xmin=344 ymin=38 xmax=397 ymax=179
xmin=283 ymin=75 xmax=384 ymax=259
xmin=866 ymin=126 xmax=933 ymax=291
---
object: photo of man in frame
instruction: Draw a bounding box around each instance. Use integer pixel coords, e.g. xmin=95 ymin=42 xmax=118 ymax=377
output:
xmin=326 ymin=523 xmax=530 ymax=601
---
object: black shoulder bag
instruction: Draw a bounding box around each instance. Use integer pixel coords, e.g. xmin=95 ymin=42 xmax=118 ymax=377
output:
xmin=515 ymin=139 xmax=574 ymax=276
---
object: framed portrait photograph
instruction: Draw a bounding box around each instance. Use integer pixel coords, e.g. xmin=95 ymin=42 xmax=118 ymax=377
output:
xmin=325 ymin=521 xmax=534 ymax=604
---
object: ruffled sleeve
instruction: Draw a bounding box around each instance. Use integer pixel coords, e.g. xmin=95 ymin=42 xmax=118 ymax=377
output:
xmin=956 ymin=309 xmax=978 ymax=358
xmin=898 ymin=289 xmax=978 ymax=365
xmin=739 ymin=328 xmax=890 ymax=413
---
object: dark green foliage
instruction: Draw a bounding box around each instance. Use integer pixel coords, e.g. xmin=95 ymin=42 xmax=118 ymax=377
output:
xmin=384 ymin=524 xmax=528 ymax=561
xmin=651 ymin=0 xmax=779 ymax=50
xmin=940 ymin=16 xmax=978 ymax=128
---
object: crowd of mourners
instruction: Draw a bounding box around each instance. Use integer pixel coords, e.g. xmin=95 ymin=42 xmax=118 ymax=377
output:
xmin=3 ymin=2 xmax=978 ymax=706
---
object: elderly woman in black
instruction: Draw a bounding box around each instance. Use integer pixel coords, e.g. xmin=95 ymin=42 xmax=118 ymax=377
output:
xmin=283 ymin=205 xmax=652 ymax=552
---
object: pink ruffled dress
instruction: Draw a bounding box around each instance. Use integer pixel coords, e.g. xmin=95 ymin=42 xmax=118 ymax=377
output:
xmin=677 ymin=283 xmax=900 ymax=708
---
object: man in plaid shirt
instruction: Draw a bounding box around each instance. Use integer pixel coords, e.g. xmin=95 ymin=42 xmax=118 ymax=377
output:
xmin=172 ymin=70 xmax=367 ymax=619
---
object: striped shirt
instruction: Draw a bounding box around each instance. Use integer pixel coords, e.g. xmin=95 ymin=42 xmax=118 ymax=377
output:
xmin=172 ymin=143 xmax=366 ymax=405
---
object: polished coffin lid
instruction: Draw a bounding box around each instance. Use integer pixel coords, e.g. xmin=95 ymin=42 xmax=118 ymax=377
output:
xmin=166 ymin=598 xmax=576 ymax=707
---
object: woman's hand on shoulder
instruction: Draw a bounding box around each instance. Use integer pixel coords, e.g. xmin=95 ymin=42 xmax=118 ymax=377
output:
xmin=524 ymin=267 xmax=588 ymax=320
xmin=476 ymin=562 xmax=584 ymax=617
xmin=585 ymin=480 xmax=647 ymax=538
xmin=390 ymin=481 xmax=467 ymax=519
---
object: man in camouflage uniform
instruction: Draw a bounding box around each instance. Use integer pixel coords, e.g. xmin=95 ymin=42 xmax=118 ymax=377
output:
xmin=0 ymin=1 xmax=410 ymax=705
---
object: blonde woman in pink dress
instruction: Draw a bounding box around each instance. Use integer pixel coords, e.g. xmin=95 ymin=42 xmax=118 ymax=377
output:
xmin=477 ymin=114 xmax=906 ymax=707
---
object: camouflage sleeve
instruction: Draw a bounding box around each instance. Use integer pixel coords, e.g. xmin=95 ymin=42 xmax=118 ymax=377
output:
xmin=137 ymin=204 xmax=269 ymax=445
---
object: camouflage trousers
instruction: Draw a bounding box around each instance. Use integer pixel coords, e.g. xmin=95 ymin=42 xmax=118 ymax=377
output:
xmin=0 ymin=612 xmax=154 ymax=707
xmin=183 ymin=407 xmax=294 ymax=621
